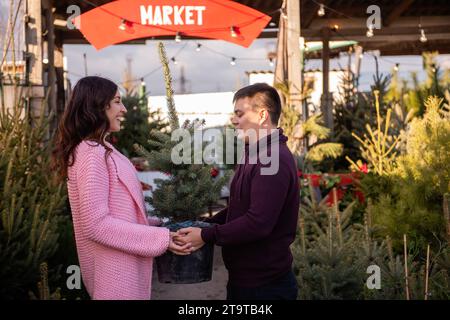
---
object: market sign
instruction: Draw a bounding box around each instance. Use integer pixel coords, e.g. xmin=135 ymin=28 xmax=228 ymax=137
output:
xmin=77 ymin=0 xmax=271 ymax=50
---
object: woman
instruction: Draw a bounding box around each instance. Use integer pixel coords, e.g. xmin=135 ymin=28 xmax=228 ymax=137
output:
xmin=52 ymin=76 xmax=190 ymax=300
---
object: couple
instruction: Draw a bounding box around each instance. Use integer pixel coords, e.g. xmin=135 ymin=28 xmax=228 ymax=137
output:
xmin=52 ymin=76 xmax=300 ymax=300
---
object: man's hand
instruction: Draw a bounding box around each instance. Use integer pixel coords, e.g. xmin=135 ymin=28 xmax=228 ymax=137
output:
xmin=168 ymin=232 xmax=192 ymax=255
xmin=177 ymin=227 xmax=205 ymax=252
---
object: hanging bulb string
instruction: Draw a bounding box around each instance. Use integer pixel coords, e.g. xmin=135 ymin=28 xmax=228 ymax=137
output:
xmin=332 ymin=28 xmax=423 ymax=67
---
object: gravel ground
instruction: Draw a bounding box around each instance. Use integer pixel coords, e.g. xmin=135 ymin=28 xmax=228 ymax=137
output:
xmin=152 ymin=245 xmax=228 ymax=300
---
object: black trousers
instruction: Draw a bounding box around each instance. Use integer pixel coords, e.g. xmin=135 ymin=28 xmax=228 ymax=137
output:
xmin=226 ymin=270 xmax=298 ymax=300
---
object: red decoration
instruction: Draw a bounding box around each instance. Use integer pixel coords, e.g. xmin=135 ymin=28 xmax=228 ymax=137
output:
xmin=302 ymin=172 xmax=366 ymax=206
xmin=140 ymin=181 xmax=153 ymax=191
xmin=76 ymin=0 xmax=271 ymax=50
xmin=359 ymin=163 xmax=368 ymax=174
xmin=210 ymin=167 xmax=219 ymax=178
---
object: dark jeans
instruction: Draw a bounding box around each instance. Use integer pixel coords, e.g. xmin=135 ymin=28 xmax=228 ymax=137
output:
xmin=226 ymin=270 xmax=298 ymax=300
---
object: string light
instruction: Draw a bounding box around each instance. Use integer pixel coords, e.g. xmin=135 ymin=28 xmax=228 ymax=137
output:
xmin=119 ymin=19 xmax=127 ymax=31
xmin=230 ymin=26 xmax=238 ymax=38
xmin=269 ymin=58 xmax=274 ymax=67
xmin=141 ymin=78 xmax=146 ymax=86
xmin=175 ymin=32 xmax=181 ymax=42
xmin=196 ymin=43 xmax=202 ymax=52
xmin=317 ymin=4 xmax=325 ymax=17
xmin=171 ymin=57 xmax=178 ymax=65
xmin=419 ymin=28 xmax=427 ymax=43
xmin=118 ymin=19 xmax=134 ymax=32
xmin=366 ymin=24 xmax=374 ymax=38
xmin=394 ymin=63 xmax=399 ymax=71
xmin=280 ymin=8 xmax=287 ymax=20
xmin=230 ymin=57 xmax=236 ymax=66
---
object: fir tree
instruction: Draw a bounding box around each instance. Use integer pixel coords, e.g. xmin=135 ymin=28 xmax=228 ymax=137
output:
xmin=0 ymin=95 xmax=67 ymax=299
xmin=135 ymin=42 xmax=229 ymax=222
xmin=111 ymin=92 xmax=167 ymax=158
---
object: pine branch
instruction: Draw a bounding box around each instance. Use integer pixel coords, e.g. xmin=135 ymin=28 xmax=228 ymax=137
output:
xmin=157 ymin=42 xmax=179 ymax=131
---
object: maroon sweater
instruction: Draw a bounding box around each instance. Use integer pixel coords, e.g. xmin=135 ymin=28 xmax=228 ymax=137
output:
xmin=201 ymin=128 xmax=300 ymax=287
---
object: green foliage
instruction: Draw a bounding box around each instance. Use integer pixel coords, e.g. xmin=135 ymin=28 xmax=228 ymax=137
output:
xmin=111 ymin=93 xmax=167 ymax=158
xmin=0 ymin=97 xmax=67 ymax=299
xmin=347 ymin=90 xmax=401 ymax=175
xmin=28 ymin=263 xmax=62 ymax=300
xmin=136 ymin=43 xmax=229 ymax=222
xmin=275 ymin=82 xmax=342 ymax=170
xmin=358 ymin=97 xmax=449 ymax=253
xmin=293 ymin=181 xmax=450 ymax=299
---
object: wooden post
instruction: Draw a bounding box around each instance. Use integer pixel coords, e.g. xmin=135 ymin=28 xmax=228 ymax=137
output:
xmin=353 ymin=45 xmax=363 ymax=90
xmin=274 ymin=0 xmax=302 ymax=112
xmin=403 ymin=234 xmax=410 ymax=300
xmin=424 ymin=244 xmax=430 ymax=300
xmin=321 ymin=27 xmax=333 ymax=131
xmin=444 ymin=194 xmax=450 ymax=242
xmin=286 ymin=0 xmax=302 ymax=115
xmin=42 ymin=0 xmax=56 ymax=128
xmin=25 ymin=0 xmax=45 ymax=118
xmin=274 ymin=3 xmax=287 ymax=103
xmin=54 ymin=30 xmax=65 ymax=123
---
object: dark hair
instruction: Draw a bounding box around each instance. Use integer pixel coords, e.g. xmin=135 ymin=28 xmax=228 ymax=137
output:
xmin=52 ymin=76 xmax=118 ymax=180
xmin=233 ymin=83 xmax=282 ymax=125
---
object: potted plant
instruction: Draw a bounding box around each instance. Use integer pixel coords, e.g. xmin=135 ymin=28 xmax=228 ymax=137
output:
xmin=135 ymin=43 xmax=230 ymax=284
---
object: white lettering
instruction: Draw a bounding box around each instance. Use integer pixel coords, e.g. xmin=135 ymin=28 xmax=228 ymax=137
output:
xmin=174 ymin=6 xmax=184 ymax=25
xmin=153 ymin=6 xmax=163 ymax=25
xmin=185 ymin=6 xmax=194 ymax=25
xmin=162 ymin=6 xmax=173 ymax=25
xmin=140 ymin=5 xmax=152 ymax=25
xmin=195 ymin=6 xmax=206 ymax=25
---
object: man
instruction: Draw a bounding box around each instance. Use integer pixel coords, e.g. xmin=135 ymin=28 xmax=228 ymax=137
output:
xmin=178 ymin=83 xmax=300 ymax=300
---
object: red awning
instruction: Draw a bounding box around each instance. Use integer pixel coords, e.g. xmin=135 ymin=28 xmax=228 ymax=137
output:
xmin=76 ymin=0 xmax=271 ymax=50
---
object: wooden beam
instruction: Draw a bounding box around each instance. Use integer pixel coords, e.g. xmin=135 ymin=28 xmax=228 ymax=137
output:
xmin=384 ymin=0 xmax=414 ymax=26
xmin=25 ymin=0 xmax=45 ymax=118
xmin=43 ymin=0 xmax=56 ymax=124
xmin=321 ymin=27 xmax=333 ymax=131
xmin=286 ymin=0 xmax=302 ymax=114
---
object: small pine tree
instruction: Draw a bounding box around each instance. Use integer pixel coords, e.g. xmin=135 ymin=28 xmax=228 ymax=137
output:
xmin=111 ymin=93 xmax=167 ymax=158
xmin=0 ymin=96 xmax=67 ymax=299
xmin=135 ymin=42 xmax=229 ymax=223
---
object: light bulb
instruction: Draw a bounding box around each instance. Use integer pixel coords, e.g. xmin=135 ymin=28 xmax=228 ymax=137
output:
xmin=230 ymin=26 xmax=238 ymax=38
xmin=366 ymin=25 xmax=374 ymax=38
xmin=318 ymin=4 xmax=325 ymax=17
xmin=175 ymin=32 xmax=181 ymax=43
xmin=420 ymin=29 xmax=427 ymax=43
xmin=230 ymin=57 xmax=236 ymax=66
xmin=119 ymin=19 xmax=126 ymax=31
xmin=269 ymin=58 xmax=274 ymax=67
xmin=196 ymin=43 xmax=202 ymax=52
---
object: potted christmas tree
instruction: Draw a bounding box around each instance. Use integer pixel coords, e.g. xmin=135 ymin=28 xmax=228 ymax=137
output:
xmin=135 ymin=43 xmax=230 ymax=284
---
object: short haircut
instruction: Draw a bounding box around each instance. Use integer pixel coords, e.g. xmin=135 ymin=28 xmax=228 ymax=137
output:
xmin=233 ymin=83 xmax=282 ymax=125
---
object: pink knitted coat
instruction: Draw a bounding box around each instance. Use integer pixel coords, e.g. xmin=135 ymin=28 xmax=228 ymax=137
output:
xmin=67 ymin=140 xmax=169 ymax=300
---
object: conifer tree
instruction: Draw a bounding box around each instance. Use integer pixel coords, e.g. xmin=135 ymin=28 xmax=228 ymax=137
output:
xmin=135 ymin=43 xmax=229 ymax=222
xmin=0 ymin=96 xmax=67 ymax=299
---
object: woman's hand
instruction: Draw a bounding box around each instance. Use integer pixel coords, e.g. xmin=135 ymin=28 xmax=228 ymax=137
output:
xmin=177 ymin=227 xmax=205 ymax=252
xmin=168 ymin=232 xmax=192 ymax=255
